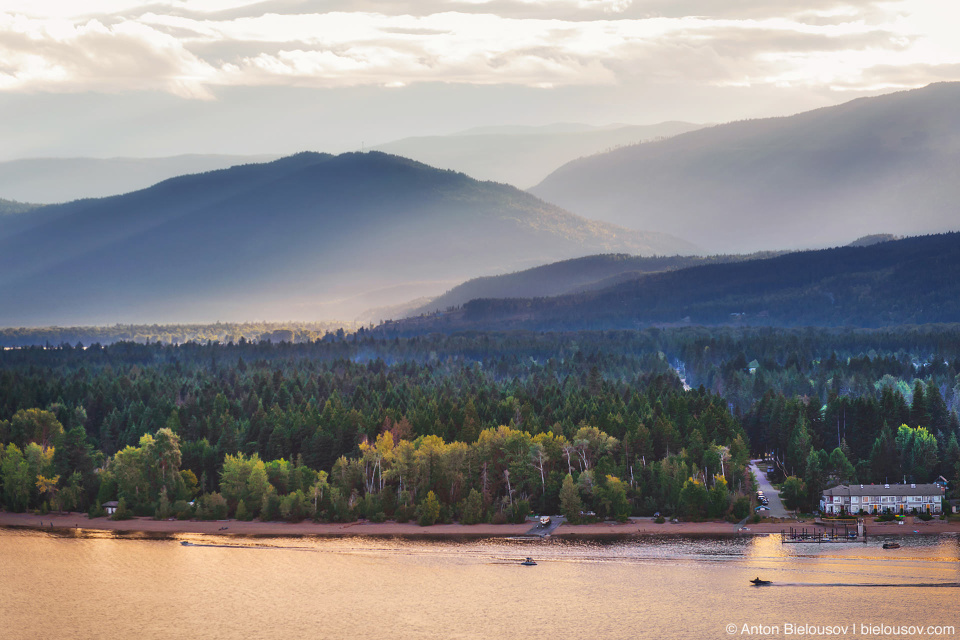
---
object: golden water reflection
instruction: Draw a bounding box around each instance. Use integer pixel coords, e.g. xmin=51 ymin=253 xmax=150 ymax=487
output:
xmin=1 ymin=528 xmax=957 ymax=640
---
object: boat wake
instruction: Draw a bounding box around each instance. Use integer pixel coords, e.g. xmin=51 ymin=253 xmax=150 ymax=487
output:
xmin=179 ymin=540 xmax=316 ymax=551
xmin=768 ymin=582 xmax=960 ymax=588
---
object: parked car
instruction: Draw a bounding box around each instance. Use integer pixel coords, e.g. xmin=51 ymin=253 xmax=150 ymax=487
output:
xmin=539 ymin=516 xmax=551 ymax=527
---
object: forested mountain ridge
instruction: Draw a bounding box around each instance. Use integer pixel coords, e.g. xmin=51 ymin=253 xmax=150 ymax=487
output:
xmin=532 ymin=82 xmax=960 ymax=253
xmin=382 ymin=233 xmax=960 ymax=332
xmin=0 ymin=198 xmax=39 ymax=216
xmin=395 ymin=251 xmax=785 ymax=320
xmin=0 ymin=151 xmax=698 ymax=326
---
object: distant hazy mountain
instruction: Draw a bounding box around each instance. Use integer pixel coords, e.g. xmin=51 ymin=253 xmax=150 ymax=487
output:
xmin=0 ymin=154 xmax=279 ymax=203
xmin=381 ymin=233 xmax=960 ymax=333
xmin=0 ymin=198 xmax=39 ymax=215
xmin=382 ymin=251 xmax=783 ymax=322
xmin=531 ymin=83 xmax=960 ymax=253
xmin=0 ymin=151 xmax=699 ymax=326
xmin=374 ymin=121 xmax=702 ymax=188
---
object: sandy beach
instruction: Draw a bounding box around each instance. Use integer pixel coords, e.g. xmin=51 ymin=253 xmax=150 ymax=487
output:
xmin=2 ymin=511 xmax=957 ymax=538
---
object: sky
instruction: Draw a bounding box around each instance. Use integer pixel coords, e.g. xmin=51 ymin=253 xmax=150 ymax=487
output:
xmin=1 ymin=0 xmax=959 ymax=159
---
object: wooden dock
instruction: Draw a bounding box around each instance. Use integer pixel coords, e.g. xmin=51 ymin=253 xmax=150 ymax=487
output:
xmin=781 ymin=519 xmax=865 ymax=543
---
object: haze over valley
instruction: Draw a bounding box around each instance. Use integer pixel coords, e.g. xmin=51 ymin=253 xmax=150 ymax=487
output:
xmin=4 ymin=84 xmax=960 ymax=328
xmin=374 ymin=121 xmax=703 ymax=189
xmin=0 ymin=151 xmax=696 ymax=326
xmin=532 ymin=83 xmax=960 ymax=254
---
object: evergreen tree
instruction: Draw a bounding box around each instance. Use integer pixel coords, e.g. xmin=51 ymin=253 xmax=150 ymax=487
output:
xmin=559 ymin=474 xmax=583 ymax=522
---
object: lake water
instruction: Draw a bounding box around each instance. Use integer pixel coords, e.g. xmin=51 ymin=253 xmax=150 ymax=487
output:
xmin=1 ymin=528 xmax=958 ymax=640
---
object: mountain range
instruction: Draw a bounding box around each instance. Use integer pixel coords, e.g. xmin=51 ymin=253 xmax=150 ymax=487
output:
xmin=531 ymin=82 xmax=960 ymax=253
xmin=381 ymin=233 xmax=960 ymax=333
xmin=374 ymin=121 xmax=702 ymax=188
xmin=372 ymin=251 xmax=783 ymax=323
xmin=0 ymin=152 xmax=698 ymax=326
xmin=0 ymin=154 xmax=278 ymax=204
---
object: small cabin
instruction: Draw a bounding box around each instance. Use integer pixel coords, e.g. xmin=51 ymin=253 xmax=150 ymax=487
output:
xmin=102 ymin=500 xmax=119 ymax=516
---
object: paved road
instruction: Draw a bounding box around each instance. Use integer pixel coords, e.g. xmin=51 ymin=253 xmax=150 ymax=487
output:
xmin=525 ymin=516 xmax=563 ymax=536
xmin=749 ymin=461 xmax=791 ymax=518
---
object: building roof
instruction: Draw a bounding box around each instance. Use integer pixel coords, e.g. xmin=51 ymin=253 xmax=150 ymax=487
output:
xmin=823 ymin=484 xmax=943 ymax=497
xmin=102 ymin=500 xmax=119 ymax=507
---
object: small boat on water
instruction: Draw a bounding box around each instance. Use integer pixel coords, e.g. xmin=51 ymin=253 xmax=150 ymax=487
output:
xmin=883 ymin=542 xmax=901 ymax=549
xmin=180 ymin=541 xmax=193 ymax=546
xmin=750 ymin=577 xmax=771 ymax=586
xmin=520 ymin=557 xmax=537 ymax=566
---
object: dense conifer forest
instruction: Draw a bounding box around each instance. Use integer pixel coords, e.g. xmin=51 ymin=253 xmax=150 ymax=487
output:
xmin=1 ymin=327 xmax=957 ymax=523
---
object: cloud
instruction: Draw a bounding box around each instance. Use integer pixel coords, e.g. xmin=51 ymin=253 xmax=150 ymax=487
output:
xmin=0 ymin=14 xmax=217 ymax=97
xmin=449 ymin=0 xmax=634 ymax=14
xmin=0 ymin=0 xmax=957 ymax=98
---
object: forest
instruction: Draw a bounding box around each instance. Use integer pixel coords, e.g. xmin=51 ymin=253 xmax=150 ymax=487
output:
xmin=1 ymin=326 xmax=958 ymax=523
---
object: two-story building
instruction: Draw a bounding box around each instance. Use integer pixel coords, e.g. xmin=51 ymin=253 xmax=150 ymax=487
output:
xmin=821 ymin=483 xmax=943 ymax=515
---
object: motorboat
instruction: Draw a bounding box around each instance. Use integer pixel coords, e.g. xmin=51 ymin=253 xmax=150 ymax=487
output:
xmin=750 ymin=577 xmax=771 ymax=585
xmin=520 ymin=557 xmax=537 ymax=566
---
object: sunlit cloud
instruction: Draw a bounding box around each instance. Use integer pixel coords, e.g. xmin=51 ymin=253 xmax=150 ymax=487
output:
xmin=449 ymin=0 xmax=634 ymax=13
xmin=0 ymin=13 xmax=218 ymax=98
xmin=0 ymin=0 xmax=957 ymax=97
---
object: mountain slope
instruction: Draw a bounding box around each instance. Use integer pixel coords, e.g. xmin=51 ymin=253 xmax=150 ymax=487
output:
xmin=388 ymin=251 xmax=783 ymax=321
xmin=0 ymin=154 xmax=280 ymax=204
xmin=0 ymin=152 xmax=699 ymax=326
xmin=375 ymin=121 xmax=702 ymax=188
xmin=531 ymin=83 xmax=960 ymax=253
xmin=382 ymin=233 xmax=960 ymax=333
xmin=0 ymin=199 xmax=39 ymax=216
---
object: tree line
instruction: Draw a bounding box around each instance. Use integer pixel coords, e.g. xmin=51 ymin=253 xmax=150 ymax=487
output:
xmin=2 ymin=327 xmax=959 ymax=522
xmin=0 ymin=334 xmax=753 ymax=523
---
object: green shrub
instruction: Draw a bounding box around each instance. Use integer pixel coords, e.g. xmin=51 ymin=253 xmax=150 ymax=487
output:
xmin=87 ymin=501 xmax=107 ymax=519
xmin=508 ymin=499 xmax=531 ymax=524
xmin=460 ymin=489 xmax=485 ymax=525
xmin=172 ymin=500 xmax=193 ymax=520
xmin=111 ymin=497 xmax=134 ymax=521
xmin=417 ymin=491 xmax=441 ymax=526
xmin=235 ymin=499 xmax=251 ymax=521
xmin=732 ymin=497 xmax=751 ymax=521
xmin=260 ymin=491 xmax=281 ymax=521
xmin=197 ymin=493 xmax=228 ymax=520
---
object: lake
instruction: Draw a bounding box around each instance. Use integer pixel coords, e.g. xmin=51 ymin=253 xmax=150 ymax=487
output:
xmin=1 ymin=528 xmax=958 ymax=639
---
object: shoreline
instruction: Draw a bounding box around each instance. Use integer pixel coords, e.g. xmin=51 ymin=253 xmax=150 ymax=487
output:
xmin=2 ymin=511 xmax=958 ymax=539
